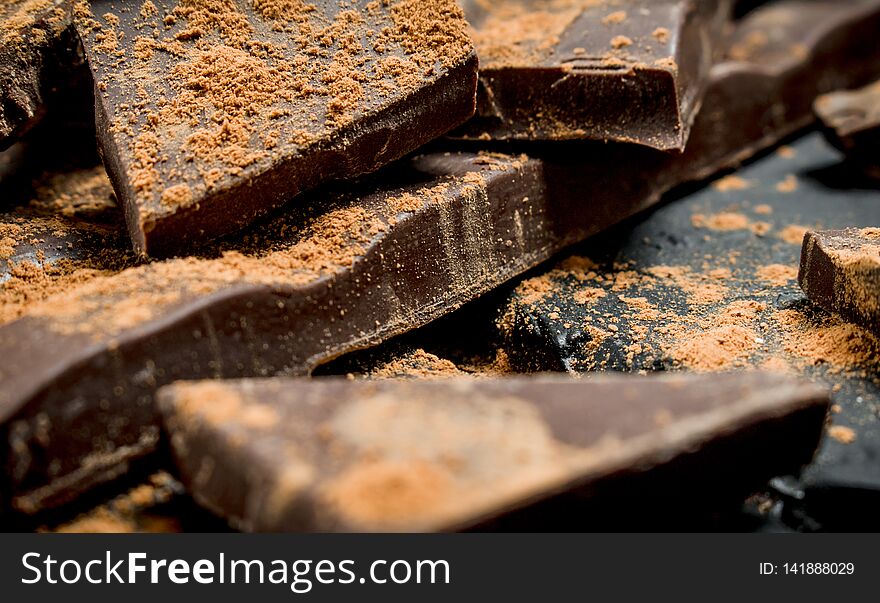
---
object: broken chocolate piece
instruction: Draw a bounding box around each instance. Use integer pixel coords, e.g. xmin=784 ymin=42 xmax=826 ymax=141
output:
xmin=0 ymin=0 xmax=80 ymax=146
xmin=800 ymin=228 xmax=880 ymax=336
xmin=815 ymin=79 xmax=880 ymax=179
xmin=78 ymin=0 xmax=478 ymax=256
xmin=0 ymin=153 xmax=550 ymax=513
xmin=455 ymin=0 xmax=733 ymax=150
xmin=158 ymin=373 xmax=828 ymax=532
xmin=2 ymin=0 xmax=880 ymax=514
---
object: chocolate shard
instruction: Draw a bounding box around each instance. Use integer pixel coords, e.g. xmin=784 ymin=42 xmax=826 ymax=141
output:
xmin=77 ymin=0 xmax=478 ymax=256
xmin=158 ymin=373 xmax=828 ymax=532
xmin=800 ymin=229 xmax=880 ymax=337
xmin=516 ymin=0 xmax=880 ymax=252
xmin=454 ymin=0 xmax=734 ymax=150
xmin=0 ymin=0 xmax=81 ymax=147
xmin=3 ymin=0 xmax=880 ymax=514
xmin=814 ymin=79 xmax=880 ymax=179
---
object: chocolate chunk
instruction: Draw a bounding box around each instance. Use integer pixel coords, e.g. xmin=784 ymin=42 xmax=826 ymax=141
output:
xmin=815 ymin=79 xmax=880 ymax=179
xmin=455 ymin=0 xmax=733 ymax=150
xmin=77 ymin=1 xmax=478 ymax=256
xmin=158 ymin=373 xmax=828 ymax=532
xmin=800 ymin=228 xmax=880 ymax=336
xmin=0 ymin=0 xmax=81 ymax=146
xmin=3 ymin=0 xmax=880 ymax=514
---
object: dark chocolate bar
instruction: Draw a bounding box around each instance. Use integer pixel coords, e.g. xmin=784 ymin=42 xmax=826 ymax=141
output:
xmin=815 ymin=79 xmax=880 ymax=179
xmin=0 ymin=0 xmax=80 ymax=146
xmin=77 ymin=0 xmax=478 ymax=256
xmin=800 ymin=228 xmax=880 ymax=336
xmin=454 ymin=0 xmax=733 ymax=150
xmin=158 ymin=373 xmax=828 ymax=532
xmin=2 ymin=0 xmax=879 ymax=515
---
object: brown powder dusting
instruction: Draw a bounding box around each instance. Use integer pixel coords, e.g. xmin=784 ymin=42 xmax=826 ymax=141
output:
xmin=573 ymin=287 xmax=606 ymax=304
xmin=321 ymin=459 xmax=455 ymax=529
xmin=0 ymin=166 xmax=136 ymax=326
xmin=773 ymin=309 xmax=880 ymax=374
xmin=712 ymin=174 xmax=751 ymax=192
xmin=467 ymin=0 xmax=602 ymax=68
xmin=646 ymin=265 xmax=727 ymax=305
xmin=369 ymin=349 xmax=466 ymax=380
xmin=691 ymin=211 xmax=752 ymax=232
xmin=756 ymin=263 xmax=798 ymax=287
xmin=652 ymin=27 xmax=669 ymax=43
xmin=515 ymin=274 xmax=556 ymax=305
xmin=779 ymin=224 xmax=810 ymax=245
xmin=667 ymin=325 xmax=758 ymax=372
xmin=776 ymin=174 xmax=799 ymax=193
xmin=827 ymin=425 xmax=857 ymax=444
xmin=610 ymin=35 xmax=631 ymax=49
xmin=48 ymin=472 xmax=179 ymax=533
xmin=1 ymin=0 xmax=70 ymax=45
xmin=753 ymin=204 xmax=773 ymax=215
xmin=160 ymin=183 xmax=193 ymax=208
xmin=602 ymin=10 xmax=626 ymax=25
xmin=727 ymin=30 xmax=768 ymax=62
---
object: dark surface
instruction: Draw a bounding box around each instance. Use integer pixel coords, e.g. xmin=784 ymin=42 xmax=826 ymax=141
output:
xmin=498 ymin=132 xmax=880 ymax=531
xmin=79 ymin=0 xmax=479 ymax=256
xmin=3 ymin=0 xmax=880 ymax=517
xmin=454 ymin=0 xmax=732 ymax=150
xmin=815 ymin=80 xmax=880 ymax=179
xmin=158 ymin=373 xmax=828 ymax=532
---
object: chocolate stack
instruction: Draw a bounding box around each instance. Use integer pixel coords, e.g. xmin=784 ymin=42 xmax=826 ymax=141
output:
xmin=1 ymin=0 xmax=878 ymax=532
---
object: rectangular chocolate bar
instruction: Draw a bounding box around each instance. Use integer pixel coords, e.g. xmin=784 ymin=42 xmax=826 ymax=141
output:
xmin=800 ymin=229 xmax=880 ymax=336
xmin=77 ymin=0 xmax=478 ymax=256
xmin=815 ymin=79 xmax=880 ymax=179
xmin=158 ymin=373 xmax=828 ymax=532
xmin=0 ymin=0 xmax=80 ymax=146
xmin=456 ymin=0 xmax=733 ymax=149
xmin=2 ymin=0 xmax=880 ymax=515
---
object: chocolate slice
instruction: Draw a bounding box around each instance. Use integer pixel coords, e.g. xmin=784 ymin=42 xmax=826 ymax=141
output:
xmin=0 ymin=0 xmax=81 ymax=146
xmin=77 ymin=0 xmax=478 ymax=256
xmin=455 ymin=0 xmax=733 ymax=149
xmin=800 ymin=228 xmax=880 ymax=337
xmin=2 ymin=0 xmax=880 ymax=514
xmin=815 ymin=79 xmax=880 ymax=179
xmin=158 ymin=373 xmax=828 ymax=532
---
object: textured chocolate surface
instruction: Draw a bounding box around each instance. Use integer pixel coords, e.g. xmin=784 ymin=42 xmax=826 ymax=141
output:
xmin=158 ymin=373 xmax=828 ymax=532
xmin=78 ymin=0 xmax=478 ymax=256
xmin=0 ymin=0 xmax=81 ymax=146
xmin=454 ymin=0 xmax=733 ymax=149
xmin=2 ymin=0 xmax=879 ymax=515
xmin=800 ymin=228 xmax=880 ymax=337
xmin=815 ymin=79 xmax=880 ymax=179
